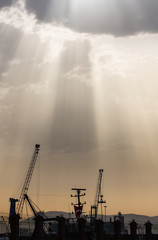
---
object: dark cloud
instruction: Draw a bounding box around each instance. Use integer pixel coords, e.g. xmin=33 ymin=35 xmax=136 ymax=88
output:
xmin=0 ymin=0 xmax=14 ymax=8
xmin=24 ymin=0 xmax=158 ymax=36
xmin=25 ymin=0 xmax=69 ymax=23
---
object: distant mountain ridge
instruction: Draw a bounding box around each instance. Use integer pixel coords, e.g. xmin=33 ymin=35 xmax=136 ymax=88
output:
xmin=43 ymin=211 xmax=158 ymax=225
xmin=1 ymin=211 xmax=158 ymax=223
xmin=122 ymin=213 xmax=158 ymax=224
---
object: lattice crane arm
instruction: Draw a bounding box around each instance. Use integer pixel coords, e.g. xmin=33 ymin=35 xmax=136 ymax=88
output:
xmin=91 ymin=169 xmax=104 ymax=220
xmin=16 ymin=144 xmax=40 ymax=216
xmin=94 ymin=169 xmax=103 ymax=207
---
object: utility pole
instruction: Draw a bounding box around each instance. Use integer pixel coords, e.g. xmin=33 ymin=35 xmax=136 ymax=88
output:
xmin=71 ymin=188 xmax=86 ymax=218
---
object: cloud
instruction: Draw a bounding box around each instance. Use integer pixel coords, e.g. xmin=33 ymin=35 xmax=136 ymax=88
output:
xmin=0 ymin=0 xmax=15 ymax=8
xmin=0 ymin=24 xmax=22 ymax=81
xmin=24 ymin=0 xmax=158 ymax=36
xmin=1 ymin=0 xmax=158 ymax=36
xmin=0 ymin=29 xmax=97 ymax=152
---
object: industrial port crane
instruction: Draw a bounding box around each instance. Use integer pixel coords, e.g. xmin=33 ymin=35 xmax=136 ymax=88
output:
xmin=16 ymin=144 xmax=40 ymax=216
xmin=9 ymin=144 xmax=40 ymax=218
xmin=24 ymin=193 xmax=57 ymax=237
xmin=91 ymin=169 xmax=104 ymax=220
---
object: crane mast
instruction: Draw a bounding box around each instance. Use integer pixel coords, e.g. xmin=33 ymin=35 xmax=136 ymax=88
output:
xmin=16 ymin=144 xmax=40 ymax=216
xmin=91 ymin=169 xmax=104 ymax=220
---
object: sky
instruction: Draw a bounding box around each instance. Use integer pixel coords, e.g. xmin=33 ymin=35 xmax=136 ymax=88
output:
xmin=1 ymin=0 xmax=158 ymax=217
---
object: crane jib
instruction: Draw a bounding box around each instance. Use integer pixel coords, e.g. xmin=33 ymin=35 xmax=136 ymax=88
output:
xmin=16 ymin=144 xmax=40 ymax=216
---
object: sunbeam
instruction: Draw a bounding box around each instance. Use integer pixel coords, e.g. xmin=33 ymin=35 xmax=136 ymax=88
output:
xmin=1 ymin=0 xmax=158 ymax=217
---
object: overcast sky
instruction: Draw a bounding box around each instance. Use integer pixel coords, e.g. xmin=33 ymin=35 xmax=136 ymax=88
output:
xmin=1 ymin=0 xmax=158 ymax=216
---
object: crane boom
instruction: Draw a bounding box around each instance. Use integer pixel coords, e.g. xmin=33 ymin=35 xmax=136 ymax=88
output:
xmin=16 ymin=144 xmax=40 ymax=216
xmin=91 ymin=169 xmax=103 ymax=220
xmin=94 ymin=169 xmax=103 ymax=207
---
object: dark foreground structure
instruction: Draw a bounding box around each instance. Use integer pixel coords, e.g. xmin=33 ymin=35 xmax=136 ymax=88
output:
xmin=8 ymin=213 xmax=158 ymax=240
